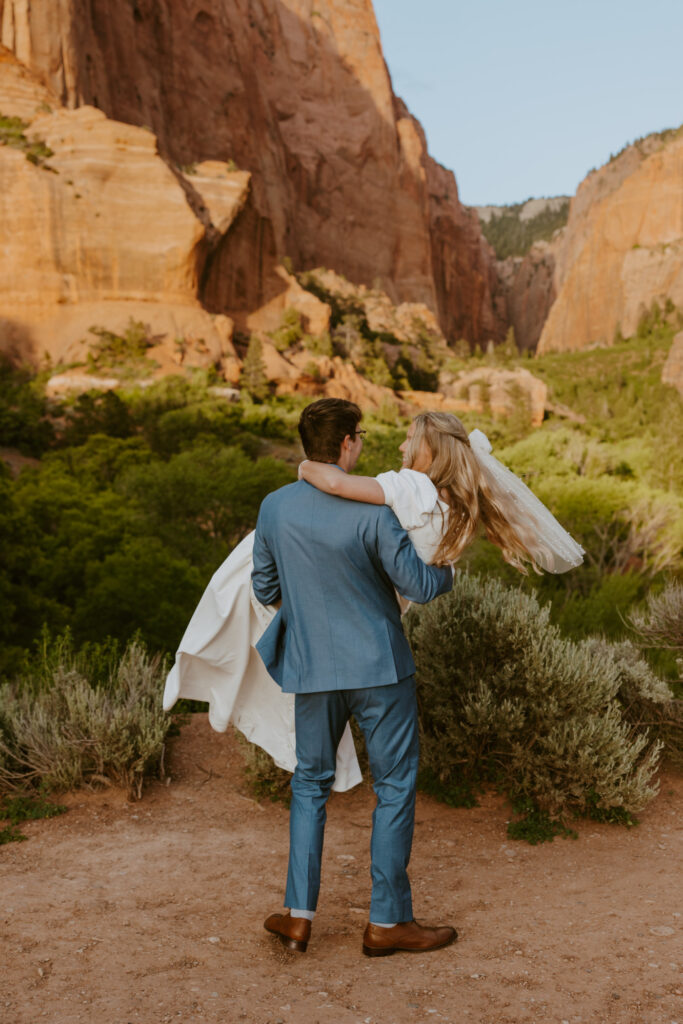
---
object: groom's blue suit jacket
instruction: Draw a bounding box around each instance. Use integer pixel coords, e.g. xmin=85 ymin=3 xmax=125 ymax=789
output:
xmin=252 ymin=480 xmax=452 ymax=694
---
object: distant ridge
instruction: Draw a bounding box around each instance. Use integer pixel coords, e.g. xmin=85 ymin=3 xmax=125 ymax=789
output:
xmin=475 ymin=196 xmax=571 ymax=225
xmin=473 ymin=197 xmax=570 ymax=260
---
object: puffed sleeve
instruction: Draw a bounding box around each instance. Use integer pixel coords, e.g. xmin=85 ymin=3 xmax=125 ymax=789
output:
xmin=374 ymin=469 xmax=439 ymax=529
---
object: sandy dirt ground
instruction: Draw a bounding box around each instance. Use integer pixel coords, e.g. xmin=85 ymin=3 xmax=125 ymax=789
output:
xmin=1 ymin=714 xmax=681 ymax=1024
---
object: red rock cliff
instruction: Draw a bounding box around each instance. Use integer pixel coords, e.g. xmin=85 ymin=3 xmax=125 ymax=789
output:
xmin=0 ymin=0 xmax=502 ymax=344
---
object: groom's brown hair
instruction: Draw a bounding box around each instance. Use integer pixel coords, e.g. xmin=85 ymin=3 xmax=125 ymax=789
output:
xmin=298 ymin=398 xmax=362 ymax=462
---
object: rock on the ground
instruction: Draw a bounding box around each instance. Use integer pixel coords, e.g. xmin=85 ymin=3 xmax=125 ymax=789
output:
xmin=275 ymin=354 xmax=400 ymax=412
xmin=438 ymin=366 xmax=548 ymax=426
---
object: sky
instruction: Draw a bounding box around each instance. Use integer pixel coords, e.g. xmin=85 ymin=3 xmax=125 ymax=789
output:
xmin=372 ymin=0 xmax=683 ymax=207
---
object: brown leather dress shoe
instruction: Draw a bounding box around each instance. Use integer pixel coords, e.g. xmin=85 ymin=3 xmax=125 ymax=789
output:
xmin=362 ymin=919 xmax=457 ymax=957
xmin=264 ymin=911 xmax=311 ymax=953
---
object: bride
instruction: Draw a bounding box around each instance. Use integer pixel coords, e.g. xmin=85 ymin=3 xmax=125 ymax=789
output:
xmin=163 ymin=410 xmax=583 ymax=790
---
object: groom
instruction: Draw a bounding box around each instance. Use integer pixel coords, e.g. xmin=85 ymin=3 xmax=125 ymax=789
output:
xmin=251 ymin=398 xmax=456 ymax=957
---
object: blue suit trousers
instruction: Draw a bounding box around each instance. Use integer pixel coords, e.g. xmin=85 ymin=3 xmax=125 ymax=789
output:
xmin=284 ymin=676 xmax=419 ymax=923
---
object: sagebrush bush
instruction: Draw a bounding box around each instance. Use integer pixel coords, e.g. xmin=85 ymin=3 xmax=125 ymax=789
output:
xmin=629 ymin=580 xmax=683 ymax=659
xmin=404 ymin=573 xmax=666 ymax=819
xmin=0 ymin=640 xmax=173 ymax=799
xmin=606 ymin=638 xmax=683 ymax=768
xmin=237 ymin=733 xmax=292 ymax=804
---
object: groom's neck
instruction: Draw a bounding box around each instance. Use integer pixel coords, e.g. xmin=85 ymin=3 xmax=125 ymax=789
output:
xmin=336 ymin=448 xmax=353 ymax=473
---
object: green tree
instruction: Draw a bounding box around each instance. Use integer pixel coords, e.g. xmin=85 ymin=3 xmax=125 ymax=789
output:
xmin=240 ymin=335 xmax=270 ymax=401
xmin=0 ymin=358 xmax=54 ymax=455
xmin=61 ymin=390 xmax=134 ymax=445
xmin=499 ymin=326 xmax=518 ymax=362
xmin=47 ymin=434 xmax=152 ymax=488
xmin=120 ymin=441 xmax=295 ymax=562
xmin=141 ymin=401 xmax=243 ymax=457
xmin=71 ymin=537 xmax=204 ymax=652
xmin=11 ymin=461 xmax=138 ymax=621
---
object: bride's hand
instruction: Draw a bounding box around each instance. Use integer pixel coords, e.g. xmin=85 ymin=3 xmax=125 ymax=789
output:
xmin=298 ymin=460 xmax=309 ymax=480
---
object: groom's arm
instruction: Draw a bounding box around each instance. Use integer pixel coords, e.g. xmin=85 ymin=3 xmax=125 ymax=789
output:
xmin=375 ymin=507 xmax=452 ymax=604
xmin=251 ymin=505 xmax=281 ymax=606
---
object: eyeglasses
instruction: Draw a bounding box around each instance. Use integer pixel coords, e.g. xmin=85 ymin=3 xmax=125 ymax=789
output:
xmin=355 ymin=430 xmax=367 ymax=439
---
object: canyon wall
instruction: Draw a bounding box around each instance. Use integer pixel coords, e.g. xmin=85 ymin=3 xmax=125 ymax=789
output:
xmin=495 ymin=241 xmax=558 ymax=352
xmin=0 ymin=0 xmax=503 ymax=345
xmin=538 ymin=130 xmax=683 ymax=353
xmin=0 ymin=46 xmax=243 ymax=373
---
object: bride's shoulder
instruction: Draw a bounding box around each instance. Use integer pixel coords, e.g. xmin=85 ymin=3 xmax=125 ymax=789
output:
xmin=374 ymin=468 xmax=438 ymax=515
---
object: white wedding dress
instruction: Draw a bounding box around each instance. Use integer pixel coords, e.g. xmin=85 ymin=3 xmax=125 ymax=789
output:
xmin=162 ymin=469 xmax=445 ymax=792
xmin=163 ymin=442 xmax=584 ymax=793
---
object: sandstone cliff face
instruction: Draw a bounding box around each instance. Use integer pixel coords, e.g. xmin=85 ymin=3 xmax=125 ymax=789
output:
xmin=537 ymin=131 xmax=683 ymax=353
xmin=0 ymin=38 xmax=58 ymax=116
xmin=0 ymin=47 xmax=245 ymax=370
xmin=0 ymin=0 xmax=501 ymax=345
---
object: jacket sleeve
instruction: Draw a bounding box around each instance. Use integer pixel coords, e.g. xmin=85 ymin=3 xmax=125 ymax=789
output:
xmin=375 ymin=508 xmax=453 ymax=604
xmin=251 ymin=505 xmax=281 ymax=606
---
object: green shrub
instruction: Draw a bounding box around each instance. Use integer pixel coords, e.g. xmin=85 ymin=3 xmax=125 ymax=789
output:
xmin=551 ymin=572 xmax=646 ymax=638
xmin=506 ymin=797 xmax=578 ymax=844
xmin=0 ymin=824 xmax=27 ymax=844
xmin=0 ymin=791 xmax=67 ymax=843
xmin=297 ymin=272 xmax=364 ymax=327
xmin=404 ymin=573 xmax=664 ymax=824
xmin=269 ymin=308 xmax=304 ymax=352
xmin=530 ymin=319 xmax=683 ymax=487
xmin=124 ymin=372 xmax=221 ymax=426
xmin=0 ymin=638 xmax=174 ymax=799
xmin=629 ymin=580 xmax=683 ymax=701
xmin=238 ymin=574 xmax=675 ymax=839
xmin=85 ymin=319 xmax=156 ymax=378
xmin=629 ymin=580 xmax=682 ymax=658
xmin=605 ymin=638 xmax=682 ymax=767
xmin=302 ymin=331 xmax=333 ymax=357
xmin=238 ymin=733 xmax=292 ymax=804
xmin=517 ymin=475 xmax=682 ymax=585
xmin=15 ymin=628 xmax=123 ymax=694
xmin=354 ymin=422 xmax=406 ymax=476
xmin=0 ymin=113 xmax=53 ymax=166
xmin=363 ymin=355 xmax=394 ymax=388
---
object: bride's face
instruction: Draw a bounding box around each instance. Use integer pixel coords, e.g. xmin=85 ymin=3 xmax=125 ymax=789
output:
xmin=399 ymin=423 xmax=432 ymax=473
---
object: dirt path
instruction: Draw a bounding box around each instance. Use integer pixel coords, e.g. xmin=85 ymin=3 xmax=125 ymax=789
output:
xmin=1 ymin=715 xmax=681 ymax=1024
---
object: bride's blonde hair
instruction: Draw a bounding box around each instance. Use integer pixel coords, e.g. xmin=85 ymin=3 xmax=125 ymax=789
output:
xmin=405 ymin=411 xmax=541 ymax=571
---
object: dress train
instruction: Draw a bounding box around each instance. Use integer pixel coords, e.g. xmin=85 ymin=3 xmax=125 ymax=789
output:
xmin=162 ymin=532 xmax=363 ymax=792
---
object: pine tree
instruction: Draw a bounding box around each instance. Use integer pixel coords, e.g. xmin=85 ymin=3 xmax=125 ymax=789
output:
xmin=500 ymin=325 xmax=518 ymax=361
xmin=240 ymin=335 xmax=269 ymax=401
